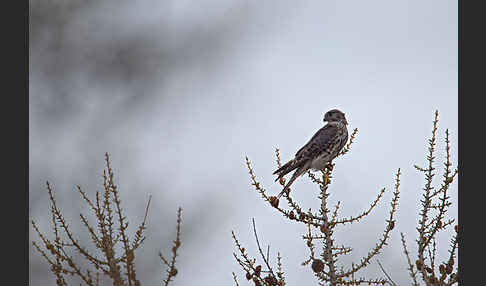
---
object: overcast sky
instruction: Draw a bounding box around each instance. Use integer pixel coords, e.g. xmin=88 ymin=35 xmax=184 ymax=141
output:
xmin=29 ymin=1 xmax=457 ymax=285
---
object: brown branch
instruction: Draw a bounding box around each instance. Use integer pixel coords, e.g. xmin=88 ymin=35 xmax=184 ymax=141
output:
xmin=232 ymin=272 xmax=240 ymax=286
xmin=417 ymin=110 xmax=439 ymax=281
xmin=338 ymin=128 xmax=358 ymax=157
xmin=31 ymin=153 xmax=181 ymax=286
xmin=160 ymin=207 xmax=182 ymax=286
xmin=334 ymin=188 xmax=386 ymax=226
xmin=252 ymin=218 xmax=276 ymax=278
xmin=377 ymin=259 xmax=398 ymax=286
xmin=339 ymin=169 xmax=400 ymax=279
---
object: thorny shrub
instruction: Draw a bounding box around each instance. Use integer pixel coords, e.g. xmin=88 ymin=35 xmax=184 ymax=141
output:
xmin=232 ymin=111 xmax=458 ymax=286
xmin=31 ymin=153 xmax=182 ymax=286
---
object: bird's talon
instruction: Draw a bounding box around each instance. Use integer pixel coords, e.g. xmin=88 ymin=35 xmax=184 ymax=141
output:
xmin=322 ymin=173 xmax=331 ymax=185
xmin=325 ymin=163 xmax=334 ymax=171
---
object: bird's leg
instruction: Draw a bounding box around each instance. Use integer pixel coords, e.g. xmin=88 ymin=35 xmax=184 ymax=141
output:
xmin=319 ymin=162 xmax=334 ymax=185
xmin=320 ymin=171 xmax=331 ymax=185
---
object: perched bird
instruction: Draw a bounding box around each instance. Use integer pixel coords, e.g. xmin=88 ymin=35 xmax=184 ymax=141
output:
xmin=273 ymin=109 xmax=349 ymax=198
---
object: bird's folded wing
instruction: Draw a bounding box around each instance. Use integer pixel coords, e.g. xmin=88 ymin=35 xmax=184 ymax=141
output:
xmin=295 ymin=124 xmax=338 ymax=161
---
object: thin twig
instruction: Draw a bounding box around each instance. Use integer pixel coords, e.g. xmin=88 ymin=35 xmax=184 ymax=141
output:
xmin=377 ymin=260 xmax=398 ymax=286
xmin=252 ymin=218 xmax=276 ymax=277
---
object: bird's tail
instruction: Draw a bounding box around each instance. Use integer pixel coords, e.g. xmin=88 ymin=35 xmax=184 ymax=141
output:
xmin=277 ymin=166 xmax=306 ymax=198
xmin=273 ymin=159 xmax=297 ymax=182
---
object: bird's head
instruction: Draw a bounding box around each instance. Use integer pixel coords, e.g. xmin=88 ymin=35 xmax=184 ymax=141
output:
xmin=324 ymin=109 xmax=348 ymax=125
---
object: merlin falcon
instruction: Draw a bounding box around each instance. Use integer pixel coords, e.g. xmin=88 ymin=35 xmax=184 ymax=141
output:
xmin=273 ymin=109 xmax=349 ymax=198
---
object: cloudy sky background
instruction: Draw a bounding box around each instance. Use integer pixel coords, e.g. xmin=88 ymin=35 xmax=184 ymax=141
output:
xmin=29 ymin=0 xmax=457 ymax=285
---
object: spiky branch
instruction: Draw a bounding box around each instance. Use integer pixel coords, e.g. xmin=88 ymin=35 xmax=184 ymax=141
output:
xmin=32 ymin=153 xmax=182 ymax=286
xmin=235 ymin=127 xmax=401 ymax=285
